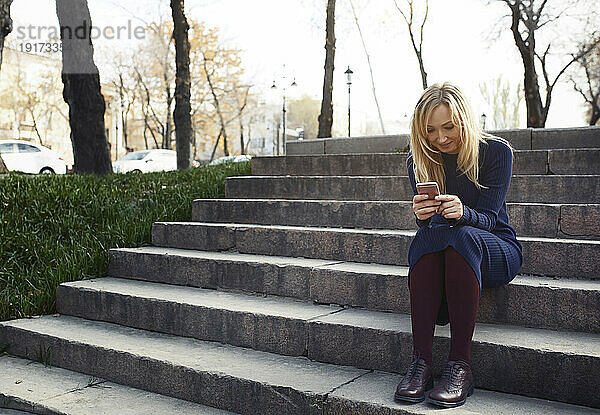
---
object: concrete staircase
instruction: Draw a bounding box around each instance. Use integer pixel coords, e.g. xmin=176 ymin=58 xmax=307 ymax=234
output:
xmin=1 ymin=130 xmax=599 ymax=414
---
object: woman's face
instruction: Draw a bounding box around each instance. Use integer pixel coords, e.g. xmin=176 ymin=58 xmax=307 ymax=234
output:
xmin=426 ymin=104 xmax=461 ymax=154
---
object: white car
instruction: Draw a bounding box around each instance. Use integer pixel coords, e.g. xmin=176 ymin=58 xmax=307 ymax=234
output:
xmin=112 ymin=149 xmax=177 ymax=173
xmin=209 ymin=155 xmax=252 ymax=166
xmin=0 ymin=140 xmax=67 ymax=174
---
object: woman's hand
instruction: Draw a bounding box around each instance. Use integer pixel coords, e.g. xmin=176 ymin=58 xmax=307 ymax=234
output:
xmin=413 ymin=194 xmax=442 ymax=221
xmin=435 ymin=194 xmax=464 ymax=220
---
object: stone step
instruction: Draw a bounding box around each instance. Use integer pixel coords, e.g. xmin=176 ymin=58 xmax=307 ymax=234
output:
xmin=0 ymin=316 xmax=598 ymax=411
xmin=151 ymin=222 xmax=600 ymax=279
xmin=285 ymin=127 xmax=600 ymax=154
xmin=252 ymin=149 xmax=600 ymax=176
xmin=0 ymin=315 xmax=368 ymax=415
xmin=323 ymin=370 xmax=599 ymax=414
xmin=224 ymin=175 xmax=600 ymax=204
xmin=57 ymin=277 xmax=342 ymax=357
xmin=191 ymin=199 xmax=600 ymax=238
xmin=108 ymin=247 xmax=600 ymax=333
xmin=0 ymin=356 xmax=234 ymax=414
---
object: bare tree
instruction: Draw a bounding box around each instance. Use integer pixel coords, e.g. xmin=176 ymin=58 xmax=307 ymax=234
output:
xmin=135 ymin=67 xmax=162 ymax=150
xmin=203 ymin=50 xmax=230 ymax=158
xmin=288 ymin=95 xmax=320 ymax=139
xmin=393 ymin=0 xmax=429 ymax=90
xmin=111 ymin=60 xmax=137 ymax=150
xmin=317 ymin=0 xmax=336 ymax=138
xmin=480 ymin=76 xmax=524 ymax=129
xmin=4 ymin=50 xmax=45 ymax=144
xmin=171 ymin=0 xmax=192 ymax=169
xmin=234 ymin=85 xmax=250 ymax=154
xmin=0 ymin=0 xmax=13 ymax=173
xmin=56 ymin=0 xmax=112 ymax=174
xmin=348 ymin=0 xmax=386 ymax=134
xmin=499 ymin=0 xmax=600 ymax=127
xmin=571 ymin=41 xmax=600 ymax=125
xmin=134 ymin=20 xmax=176 ymax=150
xmin=99 ymin=17 xmax=247 ymax=161
xmin=100 ymin=4 xmax=176 ymax=150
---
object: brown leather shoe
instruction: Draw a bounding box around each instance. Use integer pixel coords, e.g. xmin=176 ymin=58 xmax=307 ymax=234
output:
xmin=394 ymin=355 xmax=433 ymax=403
xmin=426 ymin=360 xmax=474 ymax=408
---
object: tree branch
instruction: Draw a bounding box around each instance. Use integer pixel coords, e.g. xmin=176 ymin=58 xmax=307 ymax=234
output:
xmin=534 ymin=43 xmax=551 ymax=91
xmin=550 ymin=36 xmax=600 ymax=91
xmin=419 ymin=0 xmax=429 ymax=53
xmin=392 ymin=0 xmax=410 ymax=27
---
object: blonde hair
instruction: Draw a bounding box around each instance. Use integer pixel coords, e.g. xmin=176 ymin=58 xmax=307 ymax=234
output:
xmin=410 ymin=82 xmax=495 ymax=193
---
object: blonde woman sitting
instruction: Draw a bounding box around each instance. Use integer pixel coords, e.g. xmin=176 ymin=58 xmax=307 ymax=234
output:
xmin=394 ymin=82 xmax=523 ymax=408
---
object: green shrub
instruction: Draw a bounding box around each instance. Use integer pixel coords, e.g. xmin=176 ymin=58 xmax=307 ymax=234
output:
xmin=0 ymin=162 xmax=251 ymax=321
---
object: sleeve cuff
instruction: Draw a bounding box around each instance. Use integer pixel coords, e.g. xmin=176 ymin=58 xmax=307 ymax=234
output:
xmin=415 ymin=214 xmax=431 ymax=227
xmin=455 ymin=205 xmax=473 ymax=226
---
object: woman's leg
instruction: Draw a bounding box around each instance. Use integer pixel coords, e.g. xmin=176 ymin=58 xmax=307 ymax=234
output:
xmin=409 ymin=251 xmax=445 ymax=364
xmin=426 ymin=246 xmax=479 ymax=408
xmin=395 ymin=250 xmax=444 ymax=403
xmin=443 ymin=246 xmax=480 ymax=364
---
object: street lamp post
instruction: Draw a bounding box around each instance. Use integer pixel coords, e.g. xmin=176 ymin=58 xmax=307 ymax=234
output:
xmin=345 ymin=66 xmax=353 ymax=137
xmin=271 ymin=75 xmax=297 ymax=155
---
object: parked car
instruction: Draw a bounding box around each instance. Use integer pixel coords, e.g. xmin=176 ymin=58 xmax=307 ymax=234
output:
xmin=0 ymin=140 xmax=67 ymax=174
xmin=208 ymin=155 xmax=252 ymax=166
xmin=112 ymin=149 xmax=177 ymax=173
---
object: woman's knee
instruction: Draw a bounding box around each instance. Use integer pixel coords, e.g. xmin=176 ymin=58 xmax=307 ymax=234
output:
xmin=444 ymin=246 xmax=465 ymax=261
xmin=410 ymin=251 xmax=445 ymax=289
xmin=415 ymin=250 xmax=444 ymax=265
xmin=444 ymin=246 xmax=478 ymax=283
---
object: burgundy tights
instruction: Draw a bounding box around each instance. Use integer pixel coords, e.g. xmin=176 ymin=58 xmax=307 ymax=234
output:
xmin=408 ymin=246 xmax=480 ymax=365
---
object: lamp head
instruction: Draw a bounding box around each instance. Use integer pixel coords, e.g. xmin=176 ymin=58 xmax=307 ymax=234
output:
xmin=345 ymin=66 xmax=353 ymax=85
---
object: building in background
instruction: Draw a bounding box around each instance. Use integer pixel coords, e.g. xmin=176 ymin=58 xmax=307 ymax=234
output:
xmin=0 ymin=47 xmax=122 ymax=167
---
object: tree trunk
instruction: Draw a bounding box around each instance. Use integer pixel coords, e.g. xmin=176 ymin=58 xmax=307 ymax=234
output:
xmin=237 ymin=86 xmax=249 ymax=155
xmin=163 ymin=71 xmax=173 ymax=149
xmin=0 ymin=0 xmax=13 ymax=68
xmin=0 ymin=0 xmax=13 ymax=173
xmin=222 ymin=130 xmax=229 ymax=156
xmin=118 ymin=74 xmax=129 ymax=149
xmin=171 ymin=0 xmax=192 ymax=170
xmin=0 ymin=0 xmax=12 ymax=70
xmin=239 ymin=118 xmax=245 ymax=154
xmin=417 ymin=51 xmax=428 ymax=90
xmin=56 ymin=0 xmax=112 ymax=174
xmin=522 ymin=55 xmax=544 ymax=127
xmin=591 ymin=108 xmax=600 ymax=126
xmin=505 ymin=0 xmax=545 ymax=127
xmin=317 ymin=0 xmax=335 ymax=138
xmin=210 ymin=129 xmax=222 ymax=163
xmin=247 ymin=122 xmax=253 ymax=151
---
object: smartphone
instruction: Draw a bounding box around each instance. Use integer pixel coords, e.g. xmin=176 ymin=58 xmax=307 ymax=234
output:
xmin=416 ymin=182 xmax=440 ymax=199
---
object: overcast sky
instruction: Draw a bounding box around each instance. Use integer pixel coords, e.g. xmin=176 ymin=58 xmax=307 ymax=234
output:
xmin=9 ymin=0 xmax=599 ymax=133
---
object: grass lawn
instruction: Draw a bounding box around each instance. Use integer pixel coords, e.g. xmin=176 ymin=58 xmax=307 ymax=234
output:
xmin=0 ymin=162 xmax=250 ymax=321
